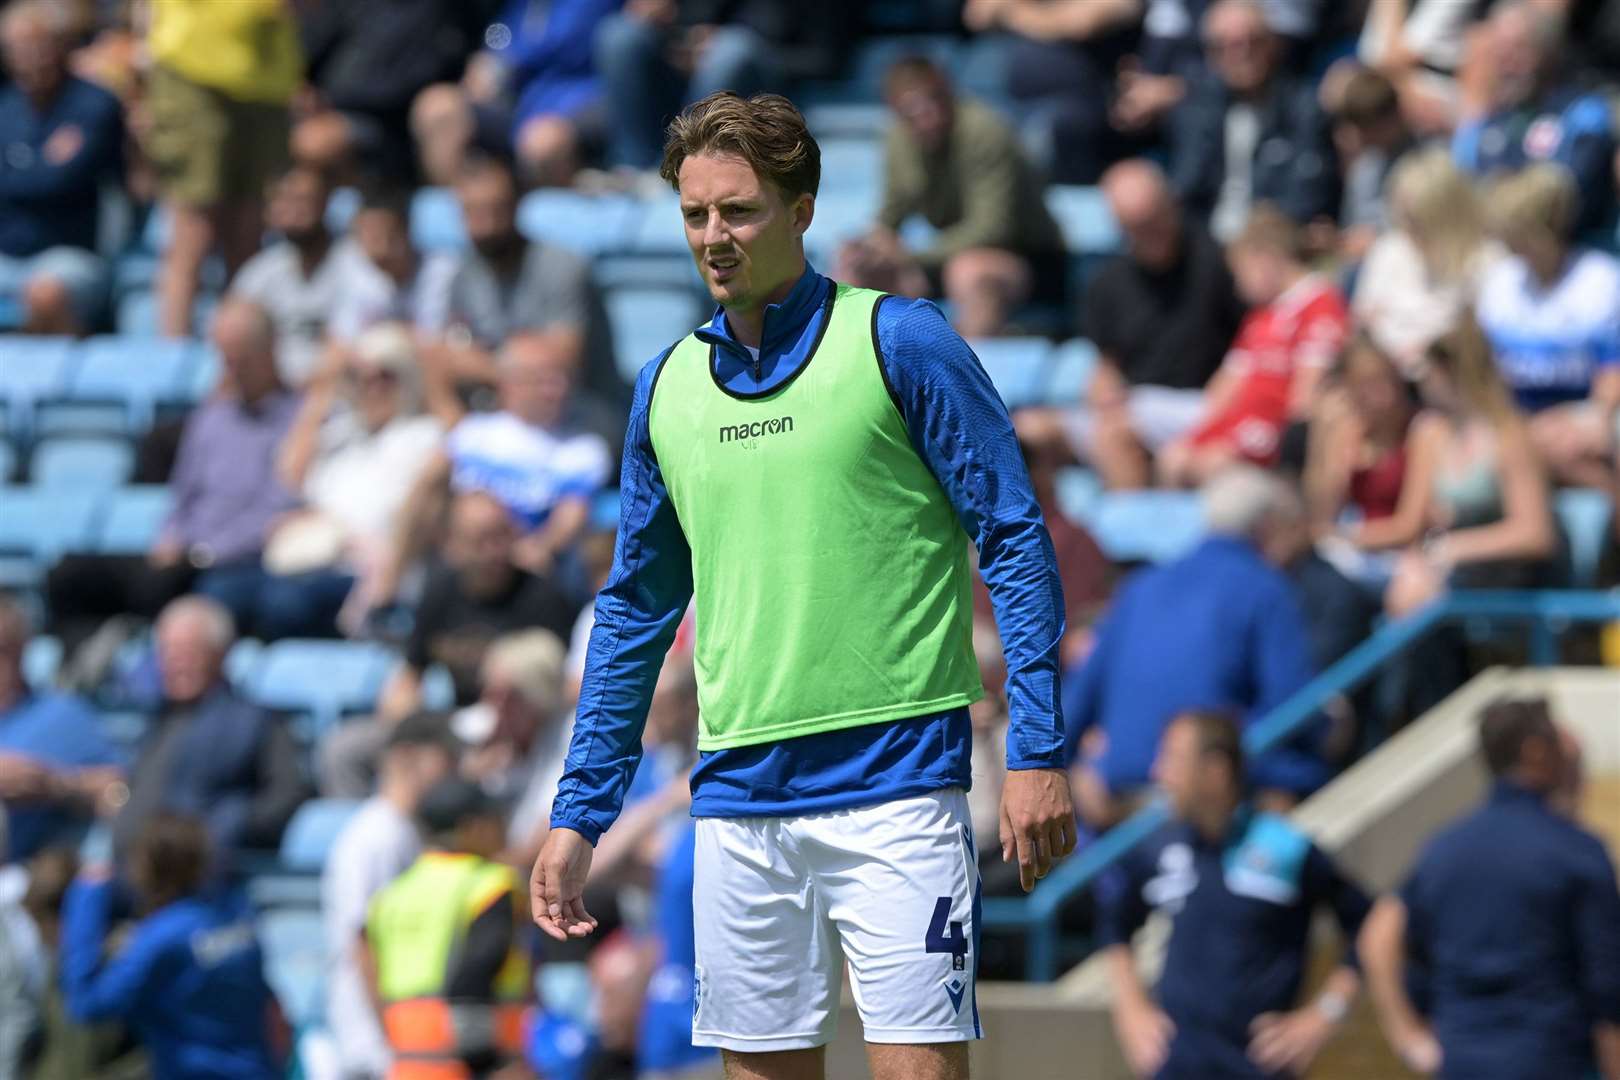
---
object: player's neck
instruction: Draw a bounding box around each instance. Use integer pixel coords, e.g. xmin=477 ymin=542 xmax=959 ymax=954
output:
xmin=724 ymin=263 xmax=807 ymax=349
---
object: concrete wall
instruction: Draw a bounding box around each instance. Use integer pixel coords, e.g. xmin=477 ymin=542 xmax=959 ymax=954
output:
xmin=818 ymin=667 xmax=1620 ymax=1079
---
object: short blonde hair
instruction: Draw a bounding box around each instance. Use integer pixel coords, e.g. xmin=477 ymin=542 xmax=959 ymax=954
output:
xmin=1485 ymin=164 xmax=1577 ymax=246
xmin=482 ymin=630 xmax=566 ymax=717
xmin=659 ymin=92 xmax=821 ymax=200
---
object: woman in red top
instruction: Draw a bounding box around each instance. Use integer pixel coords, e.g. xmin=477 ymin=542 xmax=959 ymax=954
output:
xmin=1305 ymin=334 xmax=1416 ymax=530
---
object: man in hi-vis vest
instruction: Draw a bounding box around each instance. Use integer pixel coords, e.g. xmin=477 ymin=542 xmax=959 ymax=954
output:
xmin=532 ymin=91 xmax=1076 ymax=1080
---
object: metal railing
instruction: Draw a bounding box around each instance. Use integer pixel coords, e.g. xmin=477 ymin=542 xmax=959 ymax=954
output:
xmin=981 ymin=589 xmax=1620 ymax=982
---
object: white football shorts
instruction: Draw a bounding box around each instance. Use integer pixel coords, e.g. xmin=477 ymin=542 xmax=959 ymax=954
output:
xmin=691 ymin=787 xmax=982 ymax=1052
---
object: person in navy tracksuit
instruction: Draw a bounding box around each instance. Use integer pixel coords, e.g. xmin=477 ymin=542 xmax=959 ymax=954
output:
xmin=1099 ymin=711 xmax=1369 ymax=1080
xmin=59 ymin=814 xmax=285 ymax=1080
xmin=1359 ymin=697 xmax=1620 ymax=1080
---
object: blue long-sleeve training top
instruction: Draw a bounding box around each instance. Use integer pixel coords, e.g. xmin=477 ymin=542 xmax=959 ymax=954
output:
xmin=551 ymin=266 xmax=1065 ymax=842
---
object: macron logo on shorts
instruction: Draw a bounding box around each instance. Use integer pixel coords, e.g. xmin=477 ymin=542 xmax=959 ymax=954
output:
xmin=945 ymin=979 xmax=966 ymax=1015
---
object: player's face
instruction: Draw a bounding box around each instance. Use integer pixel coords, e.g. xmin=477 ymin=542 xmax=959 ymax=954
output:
xmin=679 ymin=153 xmax=812 ymax=314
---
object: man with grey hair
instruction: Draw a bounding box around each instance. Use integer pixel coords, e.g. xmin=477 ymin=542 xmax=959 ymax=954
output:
xmin=112 ymin=595 xmax=306 ymax=864
xmin=0 ymin=0 xmax=125 ymax=334
xmin=1062 ymin=466 xmax=1327 ymax=827
xmin=1454 ymin=0 xmax=1616 ymax=232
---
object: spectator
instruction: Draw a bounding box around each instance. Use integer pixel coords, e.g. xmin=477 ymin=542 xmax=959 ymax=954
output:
xmin=1159 ymin=206 xmax=1349 ymax=487
xmin=1101 ymin=711 xmax=1369 ymax=1080
xmin=1063 ymin=467 xmax=1328 ymax=829
xmin=1352 ymin=147 xmax=1501 ymax=377
xmin=46 ymin=299 xmax=353 ymax=647
xmin=1359 ymin=698 xmax=1620 ymax=1080
xmin=229 ymin=164 xmax=363 ymax=386
xmin=328 ymin=186 xmax=459 ymax=344
xmin=1169 ymin=0 xmax=1338 ymax=241
xmin=362 ymin=778 xmax=532 ymax=1080
xmin=145 ymin=0 xmax=301 ymax=338
xmin=0 ymin=0 xmax=124 ymax=335
xmin=1329 ymin=66 xmax=1414 ymax=261
xmin=0 ymin=597 xmax=125 ymax=865
xmin=111 ymin=596 xmax=305 ymax=864
xmin=594 ymin=0 xmax=855 ymax=170
xmin=411 ymin=0 xmax=621 ymax=187
xmin=961 ymin=0 xmax=1143 ymax=183
xmin=1478 ymin=164 xmax=1620 ymax=490
xmin=323 ymin=710 xmax=460 ymax=1080
xmin=1108 ymin=0 xmax=1213 ymax=139
xmin=1016 ymin=159 xmax=1245 ymax=490
xmin=293 ymin=0 xmax=498 ymax=182
xmin=0 ymin=808 xmax=47 ymax=1080
xmin=1454 ymin=0 xmax=1617 ymax=235
xmin=321 ymin=493 xmax=576 ymax=797
xmin=637 ymin=821 xmax=718 ymax=1078
xmin=384 ymin=332 xmax=614 ymax=606
xmin=438 ymin=155 xmax=619 ymax=409
xmin=60 ymin=815 xmax=286 ymax=1080
xmin=1264 ymin=479 xmax=1377 ymax=683
xmin=274 ymin=324 xmax=449 ymax=625
xmin=834 ymin=56 xmax=1068 ymax=338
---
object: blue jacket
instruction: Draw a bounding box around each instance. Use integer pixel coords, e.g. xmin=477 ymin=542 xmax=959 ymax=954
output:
xmin=0 ymin=692 xmax=125 ymax=862
xmin=1400 ymin=782 xmax=1620 ymax=1080
xmin=60 ymin=879 xmax=282 ymax=1080
xmin=1169 ymin=73 xmax=1338 ymax=228
xmin=550 ymin=266 xmax=1065 ymax=842
xmin=0 ymin=74 xmax=124 ymax=257
xmin=1098 ymin=805 xmax=1369 ymax=1079
xmin=1454 ymin=86 xmax=1617 ymax=235
xmin=1063 ymin=536 xmax=1326 ymax=795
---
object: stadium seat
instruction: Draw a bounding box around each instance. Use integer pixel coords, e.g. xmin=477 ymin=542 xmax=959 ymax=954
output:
xmin=325 ymin=186 xmax=361 ymax=234
xmin=279 ymin=798 xmax=363 ymax=872
xmin=96 ymin=485 xmax=172 ymax=554
xmin=66 ymin=336 xmax=196 ymax=429
xmin=605 ymin=287 xmax=703 ymax=383
xmin=818 ymin=138 xmax=884 ymax=196
xmin=1046 ymin=186 xmax=1121 ymax=254
xmin=628 ymin=192 xmax=688 ymax=256
xmin=31 ymin=436 xmax=135 ymax=490
xmin=410 ymin=187 xmax=466 ymax=252
xmin=803 ymin=189 xmax=880 ymax=264
xmin=418 ymin=663 xmax=456 ymax=711
xmin=1044 ymin=338 xmax=1099 ymax=405
xmin=517 ymin=190 xmax=643 ymax=255
xmin=247 ymin=639 xmax=397 ymax=728
xmin=968 ymin=337 xmax=1052 ymax=410
xmin=22 ymin=634 xmax=62 ymax=690
xmin=257 ymin=907 xmax=326 ymax=1027
xmin=802 ymin=102 xmax=890 ymax=140
xmin=1555 ymin=488 xmax=1615 ymax=588
xmin=0 ymin=336 xmax=76 ymax=433
xmin=1088 ymin=490 xmax=1206 ymax=563
xmin=30 ymin=401 xmax=131 ymax=439
xmin=1054 ymin=467 xmax=1104 ymax=524
xmin=0 ymin=440 xmax=14 ymax=483
xmin=593 ymin=253 xmax=703 ymax=291
xmin=0 ymin=486 xmax=101 ymax=561
xmin=224 ymin=636 xmax=265 ymax=693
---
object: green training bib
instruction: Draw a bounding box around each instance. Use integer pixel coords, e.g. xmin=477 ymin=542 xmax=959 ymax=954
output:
xmin=649 ymin=283 xmax=983 ymax=752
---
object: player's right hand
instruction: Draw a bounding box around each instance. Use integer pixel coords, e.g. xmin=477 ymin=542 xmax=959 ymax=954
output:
xmin=531 ymin=827 xmax=599 ymax=942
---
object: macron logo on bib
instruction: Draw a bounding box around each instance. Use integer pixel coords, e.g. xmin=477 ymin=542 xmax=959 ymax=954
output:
xmin=719 ymin=415 xmax=794 ymax=445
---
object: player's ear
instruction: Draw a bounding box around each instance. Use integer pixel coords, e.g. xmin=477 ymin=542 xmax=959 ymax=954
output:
xmin=791 ymin=192 xmax=815 ymax=237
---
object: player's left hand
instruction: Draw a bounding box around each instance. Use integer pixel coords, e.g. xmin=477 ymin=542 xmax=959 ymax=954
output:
xmin=999 ymin=767 xmax=1077 ymax=892
xmin=1247 ymin=1006 xmax=1335 ymax=1075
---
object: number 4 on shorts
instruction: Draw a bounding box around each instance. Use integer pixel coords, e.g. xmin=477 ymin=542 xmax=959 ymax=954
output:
xmin=925 ymin=896 xmax=968 ymax=971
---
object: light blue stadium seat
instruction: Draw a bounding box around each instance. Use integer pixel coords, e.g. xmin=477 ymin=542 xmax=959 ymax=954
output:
xmin=517 ymin=190 xmax=643 ymax=254
xmin=257 ymin=907 xmax=326 ymax=1027
xmin=68 ymin=336 xmax=196 ymax=429
xmin=818 ymin=138 xmax=884 ymax=195
xmin=411 ymin=187 xmax=466 ymax=252
xmin=1044 ymin=339 xmax=1098 ymax=405
xmin=248 ymin=639 xmax=397 ymax=728
xmin=1046 ymin=186 xmax=1121 ymax=254
xmin=968 ymin=337 xmax=1052 ymax=410
xmin=31 ymin=436 xmax=135 ymax=490
xmin=419 ymin=663 xmax=456 ymax=711
xmin=224 ymin=636 xmax=265 ymax=692
xmin=325 ymin=186 xmax=360 ymax=234
xmin=803 ymin=189 xmax=880 ymax=264
xmin=628 ymin=192 xmax=687 ymax=256
xmin=605 ymin=287 xmax=703 ymax=383
xmin=0 ymin=486 xmax=101 ymax=561
xmin=22 ymin=635 xmax=62 ymax=690
xmin=593 ymin=253 xmax=702 ymax=291
xmin=116 ymin=290 xmax=216 ymax=338
xmin=0 ymin=440 xmax=14 ymax=483
xmin=31 ymin=401 xmax=130 ymax=439
xmin=186 ymin=346 xmax=221 ymax=402
xmin=280 ymin=798 xmax=363 ymax=872
xmin=1088 ymin=490 xmax=1206 ymax=563
xmin=1054 ymin=467 xmax=1104 ymax=524
xmin=803 ymin=102 xmax=890 ymax=140
xmin=1555 ymin=488 xmax=1614 ymax=588
xmin=96 ymin=485 xmax=172 ymax=554
xmin=0 ymin=336 xmax=76 ymax=433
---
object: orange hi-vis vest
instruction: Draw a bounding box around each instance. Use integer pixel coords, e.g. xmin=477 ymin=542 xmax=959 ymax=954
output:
xmin=366 ymin=853 xmax=531 ymax=1080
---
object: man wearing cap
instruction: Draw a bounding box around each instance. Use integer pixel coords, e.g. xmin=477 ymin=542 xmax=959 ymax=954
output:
xmin=363 ymin=778 xmax=531 ymax=1080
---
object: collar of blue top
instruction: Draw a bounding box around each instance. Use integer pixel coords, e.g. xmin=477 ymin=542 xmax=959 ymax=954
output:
xmin=693 ymin=264 xmax=835 ymax=398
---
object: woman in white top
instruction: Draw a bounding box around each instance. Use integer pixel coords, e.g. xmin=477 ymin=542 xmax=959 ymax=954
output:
xmin=274 ymin=324 xmax=451 ymax=622
xmin=1352 ymin=147 xmax=1500 ymax=379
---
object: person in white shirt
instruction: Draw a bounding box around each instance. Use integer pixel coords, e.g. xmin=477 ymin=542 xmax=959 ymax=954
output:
xmin=322 ymin=710 xmax=459 ymax=1080
xmin=327 ymin=187 xmax=458 ymax=344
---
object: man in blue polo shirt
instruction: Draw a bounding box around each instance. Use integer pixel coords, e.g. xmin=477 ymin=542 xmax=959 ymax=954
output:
xmin=1100 ymin=710 xmax=1368 ymax=1080
xmin=0 ymin=1 xmax=124 ymax=333
xmin=1359 ymin=697 xmax=1620 ymax=1080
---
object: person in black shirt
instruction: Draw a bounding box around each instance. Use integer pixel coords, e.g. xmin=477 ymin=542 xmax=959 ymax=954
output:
xmin=1016 ymin=159 xmax=1244 ymax=489
xmin=319 ymin=491 xmax=577 ymax=797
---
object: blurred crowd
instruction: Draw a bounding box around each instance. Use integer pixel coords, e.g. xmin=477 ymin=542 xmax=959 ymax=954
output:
xmin=2 ymin=0 xmax=1620 ymax=1078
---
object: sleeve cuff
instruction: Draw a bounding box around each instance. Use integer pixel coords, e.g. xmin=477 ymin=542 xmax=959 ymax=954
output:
xmin=547 ymin=813 xmax=604 ymax=846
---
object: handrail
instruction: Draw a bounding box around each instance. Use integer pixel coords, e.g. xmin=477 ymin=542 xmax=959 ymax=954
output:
xmin=983 ymin=588 xmax=1620 ymax=982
